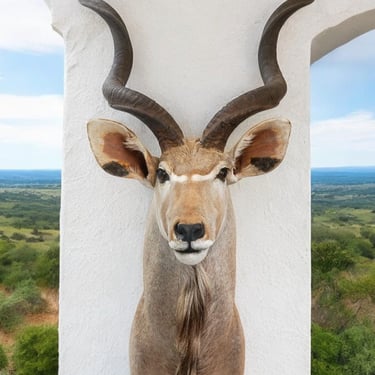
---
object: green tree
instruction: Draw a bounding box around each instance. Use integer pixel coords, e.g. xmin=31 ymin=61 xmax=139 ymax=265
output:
xmin=340 ymin=325 xmax=375 ymax=375
xmin=311 ymin=324 xmax=343 ymax=375
xmin=13 ymin=326 xmax=58 ymax=375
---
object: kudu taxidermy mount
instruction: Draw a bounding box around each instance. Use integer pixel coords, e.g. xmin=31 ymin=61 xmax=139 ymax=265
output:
xmin=79 ymin=0 xmax=314 ymax=374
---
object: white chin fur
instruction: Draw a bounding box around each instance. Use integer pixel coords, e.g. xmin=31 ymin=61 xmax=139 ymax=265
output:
xmin=174 ymin=248 xmax=209 ymax=266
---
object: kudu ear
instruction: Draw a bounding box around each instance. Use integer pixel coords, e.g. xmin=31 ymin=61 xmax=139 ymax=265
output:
xmin=87 ymin=119 xmax=159 ymax=188
xmin=230 ymin=119 xmax=291 ymax=181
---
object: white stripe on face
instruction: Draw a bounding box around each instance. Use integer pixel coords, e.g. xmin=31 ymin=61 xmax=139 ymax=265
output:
xmin=191 ymin=169 xmax=219 ymax=182
xmin=158 ymin=162 xmax=231 ymax=184
xmin=170 ymin=174 xmax=188 ymax=183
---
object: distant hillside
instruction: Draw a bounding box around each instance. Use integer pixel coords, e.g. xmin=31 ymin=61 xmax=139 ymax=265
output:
xmin=1 ymin=167 xmax=375 ymax=187
xmin=0 ymin=170 xmax=61 ymax=187
xmin=312 ymin=166 xmax=375 ymax=185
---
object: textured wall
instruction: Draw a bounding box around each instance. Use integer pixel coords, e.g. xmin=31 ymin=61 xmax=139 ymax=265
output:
xmin=45 ymin=0 xmax=375 ymax=374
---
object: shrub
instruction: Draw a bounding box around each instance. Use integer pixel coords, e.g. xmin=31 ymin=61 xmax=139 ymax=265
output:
xmin=368 ymin=233 xmax=375 ymax=248
xmin=311 ymin=324 xmax=343 ymax=375
xmin=312 ymin=225 xmax=353 ymax=246
xmin=13 ymin=326 xmax=58 ymax=375
xmin=0 ymin=281 xmax=44 ymax=332
xmin=339 ymin=273 xmax=375 ymax=302
xmin=10 ymin=233 xmax=26 ymax=241
xmin=0 ymin=292 xmax=23 ymax=332
xmin=2 ymin=263 xmax=33 ymax=290
xmin=360 ymin=227 xmax=371 ymax=238
xmin=340 ymin=324 xmax=375 ymax=375
xmin=12 ymin=280 xmax=45 ymax=314
xmin=312 ymin=240 xmax=355 ymax=274
xmin=313 ymin=287 xmax=355 ymax=331
xmin=36 ymin=245 xmax=59 ymax=289
xmin=312 ymin=324 xmax=375 ymax=375
xmin=0 ymin=345 xmax=8 ymax=370
xmin=0 ymin=246 xmax=37 ymax=290
xmin=348 ymin=238 xmax=375 ymax=259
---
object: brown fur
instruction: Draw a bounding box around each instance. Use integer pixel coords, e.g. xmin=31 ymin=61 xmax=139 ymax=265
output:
xmin=89 ymin=119 xmax=290 ymax=375
xmin=175 ymin=265 xmax=211 ymax=375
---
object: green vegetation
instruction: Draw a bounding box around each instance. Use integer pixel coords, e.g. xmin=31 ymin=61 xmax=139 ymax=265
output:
xmin=0 ymin=281 xmax=45 ymax=332
xmin=0 ymin=182 xmax=59 ymax=374
xmin=0 ymin=169 xmax=374 ymax=374
xmin=0 ymin=188 xmax=60 ymax=231
xmin=311 ymin=177 xmax=375 ymax=373
xmin=13 ymin=326 xmax=58 ymax=375
xmin=0 ymin=345 xmax=8 ymax=371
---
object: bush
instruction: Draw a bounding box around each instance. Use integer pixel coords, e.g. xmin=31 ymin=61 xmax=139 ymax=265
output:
xmin=348 ymin=238 xmax=375 ymax=259
xmin=0 ymin=345 xmax=8 ymax=370
xmin=10 ymin=233 xmax=26 ymax=241
xmin=13 ymin=326 xmax=58 ymax=375
xmin=0 ymin=246 xmax=37 ymax=290
xmin=311 ymin=324 xmax=343 ymax=375
xmin=36 ymin=245 xmax=59 ymax=289
xmin=0 ymin=292 xmax=23 ymax=332
xmin=340 ymin=324 xmax=375 ymax=375
xmin=2 ymin=263 xmax=33 ymax=290
xmin=313 ymin=287 xmax=355 ymax=331
xmin=369 ymin=233 xmax=375 ymax=248
xmin=312 ymin=225 xmax=353 ymax=246
xmin=0 ymin=281 xmax=44 ymax=332
xmin=312 ymin=240 xmax=355 ymax=274
xmin=339 ymin=272 xmax=375 ymax=302
xmin=312 ymin=323 xmax=375 ymax=375
xmin=360 ymin=227 xmax=372 ymax=239
xmin=12 ymin=280 xmax=45 ymax=314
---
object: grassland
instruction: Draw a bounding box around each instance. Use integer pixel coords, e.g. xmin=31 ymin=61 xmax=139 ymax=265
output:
xmin=0 ymin=185 xmax=59 ymax=374
xmin=311 ymin=179 xmax=375 ymax=374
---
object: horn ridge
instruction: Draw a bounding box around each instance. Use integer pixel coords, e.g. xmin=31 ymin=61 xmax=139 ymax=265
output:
xmin=201 ymin=0 xmax=315 ymax=150
xmin=79 ymin=0 xmax=184 ymax=151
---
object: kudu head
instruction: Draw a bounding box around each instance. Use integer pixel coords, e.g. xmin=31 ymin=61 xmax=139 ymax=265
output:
xmin=82 ymin=0 xmax=313 ymax=266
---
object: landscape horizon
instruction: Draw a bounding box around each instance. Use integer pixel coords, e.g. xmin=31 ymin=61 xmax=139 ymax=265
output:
xmin=0 ymin=164 xmax=374 ymax=373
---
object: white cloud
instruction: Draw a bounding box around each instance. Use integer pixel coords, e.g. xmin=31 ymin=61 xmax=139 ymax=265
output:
xmin=311 ymin=111 xmax=375 ymax=167
xmin=0 ymin=94 xmax=63 ymax=149
xmin=0 ymin=94 xmax=63 ymax=120
xmin=0 ymin=0 xmax=63 ymax=53
xmin=0 ymin=122 xmax=62 ymax=149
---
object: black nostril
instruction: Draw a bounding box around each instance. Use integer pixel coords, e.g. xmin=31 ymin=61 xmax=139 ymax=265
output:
xmin=174 ymin=223 xmax=205 ymax=242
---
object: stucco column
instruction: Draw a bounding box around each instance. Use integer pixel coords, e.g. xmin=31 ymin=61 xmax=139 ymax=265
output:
xmin=45 ymin=0 xmax=375 ymax=374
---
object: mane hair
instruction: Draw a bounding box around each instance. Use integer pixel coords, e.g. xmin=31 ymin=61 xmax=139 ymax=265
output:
xmin=175 ymin=264 xmax=211 ymax=375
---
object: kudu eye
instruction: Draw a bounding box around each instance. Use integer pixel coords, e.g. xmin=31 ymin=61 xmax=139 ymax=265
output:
xmin=216 ymin=168 xmax=229 ymax=182
xmin=156 ymin=168 xmax=170 ymax=183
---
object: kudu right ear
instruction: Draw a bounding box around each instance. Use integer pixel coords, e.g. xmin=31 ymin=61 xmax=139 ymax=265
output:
xmin=230 ymin=118 xmax=291 ymax=181
xmin=87 ymin=119 xmax=159 ymax=188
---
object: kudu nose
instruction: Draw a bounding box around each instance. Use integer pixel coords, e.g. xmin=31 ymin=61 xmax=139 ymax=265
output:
xmin=174 ymin=223 xmax=205 ymax=243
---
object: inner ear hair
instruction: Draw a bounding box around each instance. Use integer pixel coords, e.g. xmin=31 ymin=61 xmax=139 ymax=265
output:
xmin=232 ymin=118 xmax=291 ymax=177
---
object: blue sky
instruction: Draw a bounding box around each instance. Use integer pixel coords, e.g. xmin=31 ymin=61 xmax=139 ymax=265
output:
xmin=311 ymin=31 xmax=375 ymax=167
xmin=0 ymin=1 xmax=374 ymax=169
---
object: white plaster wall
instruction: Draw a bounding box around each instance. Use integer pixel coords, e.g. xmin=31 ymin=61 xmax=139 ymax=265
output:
xmin=45 ymin=0 xmax=375 ymax=374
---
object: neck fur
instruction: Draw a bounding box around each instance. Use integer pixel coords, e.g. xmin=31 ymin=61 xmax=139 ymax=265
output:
xmin=175 ymin=264 xmax=210 ymax=375
xmin=141 ymin=197 xmax=237 ymax=375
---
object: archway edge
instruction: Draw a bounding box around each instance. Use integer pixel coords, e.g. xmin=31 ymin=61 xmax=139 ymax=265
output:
xmin=310 ymin=6 xmax=375 ymax=62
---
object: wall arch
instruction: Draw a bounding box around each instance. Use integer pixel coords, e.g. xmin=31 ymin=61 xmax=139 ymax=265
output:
xmin=312 ymin=9 xmax=375 ymax=63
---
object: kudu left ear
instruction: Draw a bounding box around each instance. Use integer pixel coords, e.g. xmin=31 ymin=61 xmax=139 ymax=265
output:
xmin=230 ymin=118 xmax=291 ymax=181
xmin=87 ymin=119 xmax=159 ymax=188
